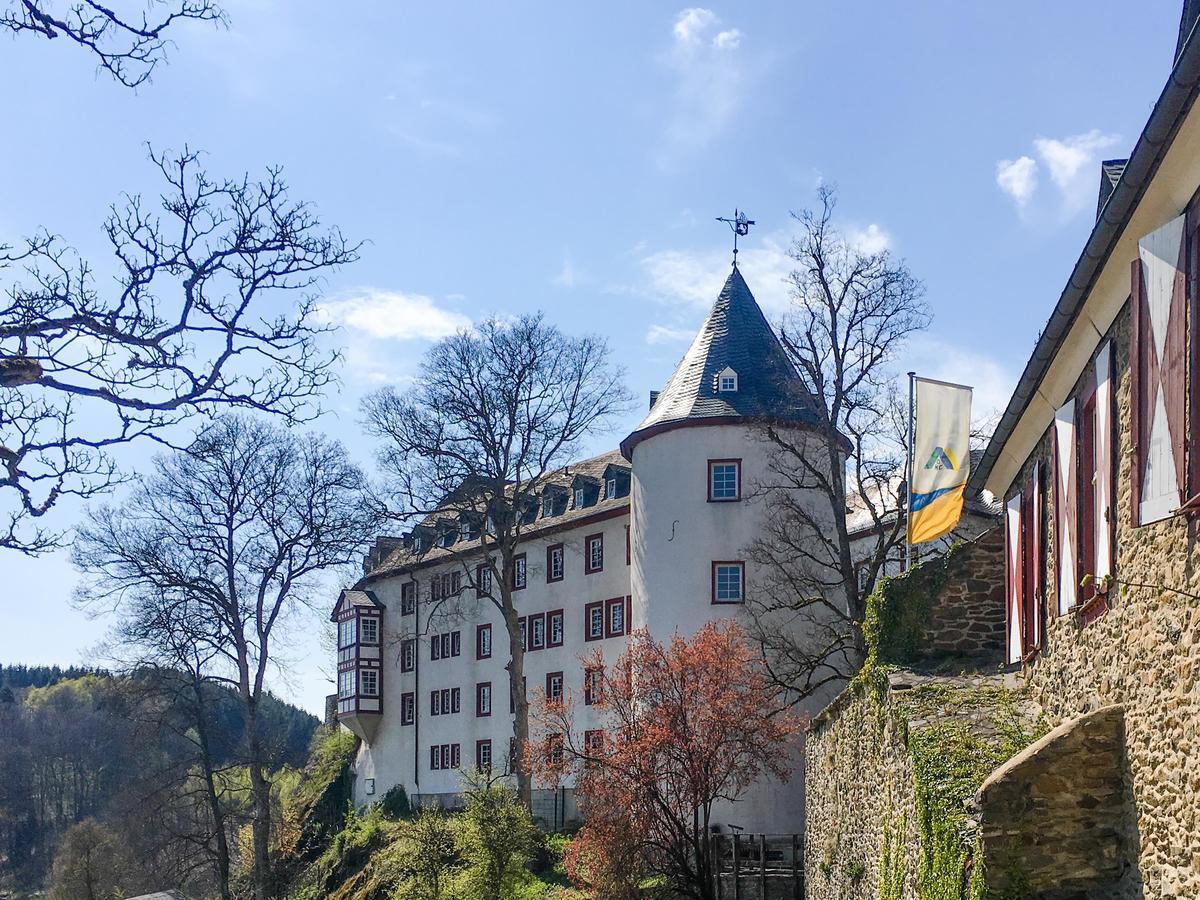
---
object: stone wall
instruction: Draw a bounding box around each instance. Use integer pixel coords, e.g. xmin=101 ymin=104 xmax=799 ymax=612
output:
xmin=867 ymin=527 xmax=1006 ymax=668
xmin=804 ymin=679 xmax=918 ymax=900
xmin=973 ymin=705 xmax=1129 ymax=897
xmin=1006 ymin=302 xmax=1200 ymax=897
xmin=922 ymin=526 xmax=1006 ymax=658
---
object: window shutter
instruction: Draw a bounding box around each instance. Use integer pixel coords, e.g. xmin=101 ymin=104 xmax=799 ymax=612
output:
xmin=1094 ymin=342 xmax=1114 ymax=582
xmin=1133 ymin=215 xmax=1188 ymax=524
xmin=1078 ymin=385 xmax=1097 ymax=597
xmin=1006 ymin=493 xmax=1024 ymax=665
xmin=1021 ymin=463 xmax=1042 ymax=654
xmin=1054 ymin=401 xmax=1078 ymax=614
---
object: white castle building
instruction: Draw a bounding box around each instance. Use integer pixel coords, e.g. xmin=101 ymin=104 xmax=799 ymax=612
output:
xmin=331 ymin=267 xmax=840 ymax=833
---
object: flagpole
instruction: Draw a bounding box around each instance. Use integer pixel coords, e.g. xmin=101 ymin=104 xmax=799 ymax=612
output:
xmin=906 ymin=371 xmax=916 ymax=571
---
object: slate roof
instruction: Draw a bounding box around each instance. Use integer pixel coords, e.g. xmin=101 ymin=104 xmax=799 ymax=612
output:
xmin=1096 ymin=159 xmax=1127 ymax=220
xmin=126 ymin=892 xmax=193 ymax=900
xmin=359 ymin=449 xmax=630 ymax=582
xmin=620 ymin=267 xmax=820 ymax=458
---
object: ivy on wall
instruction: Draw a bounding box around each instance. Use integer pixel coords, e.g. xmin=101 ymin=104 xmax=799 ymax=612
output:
xmin=849 ymin=548 xmax=1048 ymax=900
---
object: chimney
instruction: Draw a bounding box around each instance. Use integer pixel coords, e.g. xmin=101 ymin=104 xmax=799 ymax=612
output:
xmin=648 ymin=390 xmax=660 ymax=411
xmin=1178 ymin=0 xmax=1200 ymax=63
xmin=1096 ymin=159 xmax=1127 ymax=221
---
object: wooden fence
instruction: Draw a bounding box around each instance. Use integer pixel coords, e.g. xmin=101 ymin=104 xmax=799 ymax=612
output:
xmin=710 ymin=833 xmax=804 ymax=899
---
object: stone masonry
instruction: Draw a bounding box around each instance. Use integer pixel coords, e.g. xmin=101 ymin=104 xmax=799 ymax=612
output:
xmin=973 ymin=705 xmax=1129 ymax=898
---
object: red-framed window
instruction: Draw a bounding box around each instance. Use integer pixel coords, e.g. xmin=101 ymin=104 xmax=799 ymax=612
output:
xmin=711 ymin=561 xmax=745 ymax=604
xmin=547 ymin=609 xmax=564 ymax=647
xmin=476 ymin=623 xmax=492 ymax=660
xmin=401 ymin=692 xmax=415 ymax=725
xmin=548 ymin=733 xmax=563 ymax=765
xmin=476 ymin=739 xmax=492 ymax=771
xmin=585 ymin=533 xmax=604 ymax=574
xmin=400 ymin=639 xmax=415 ymax=672
xmin=547 ymin=544 xmax=564 ymax=582
xmin=529 ymin=612 xmax=546 ymax=651
xmin=584 ymin=729 xmax=604 ymax=756
xmin=476 ymin=681 xmax=492 ymax=717
xmin=476 ymin=563 xmax=493 ymax=598
xmin=605 ymin=596 xmax=628 ymax=638
xmin=584 ymin=666 xmax=602 ymax=706
xmin=708 ymin=458 xmax=742 ymax=501
xmin=546 ymin=671 xmax=564 ymax=702
xmin=512 ymin=553 xmax=527 ymax=591
xmin=400 ymin=580 xmax=417 ymax=615
xmin=584 ymin=601 xmax=604 ymax=641
xmin=431 ymin=745 xmax=441 ymax=770
xmin=517 ymin=616 xmax=527 ymax=651
xmin=431 ymin=689 xmax=441 ymax=716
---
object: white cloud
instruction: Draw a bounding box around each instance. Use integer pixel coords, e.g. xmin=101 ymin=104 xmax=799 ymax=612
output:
xmin=553 ymin=256 xmax=577 ymax=288
xmin=659 ymin=8 xmax=747 ymax=165
xmin=640 ymin=232 xmax=795 ymax=317
xmin=1033 ymin=130 xmax=1119 ymax=194
xmin=847 ymin=223 xmax=892 ymax=255
xmin=712 ymin=28 xmax=743 ymax=49
xmin=996 ymin=156 xmax=1038 ymax=206
xmin=904 ymin=334 xmax=1016 ymax=424
xmin=317 ymin=289 xmax=471 ymax=341
xmin=673 ymin=8 xmax=717 ymax=43
xmin=996 ymin=130 xmax=1121 ymax=220
xmin=646 ymin=324 xmax=697 ymax=345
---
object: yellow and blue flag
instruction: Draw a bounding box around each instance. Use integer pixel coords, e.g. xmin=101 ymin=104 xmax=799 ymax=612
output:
xmin=908 ymin=376 xmax=972 ymax=545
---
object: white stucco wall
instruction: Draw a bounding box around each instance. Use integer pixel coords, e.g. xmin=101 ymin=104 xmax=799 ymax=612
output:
xmin=350 ymin=511 xmax=632 ymax=808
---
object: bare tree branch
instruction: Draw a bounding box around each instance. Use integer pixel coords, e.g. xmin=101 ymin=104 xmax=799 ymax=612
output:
xmin=1 ymin=0 xmax=226 ymax=87
xmin=1 ymin=148 xmax=360 ymax=553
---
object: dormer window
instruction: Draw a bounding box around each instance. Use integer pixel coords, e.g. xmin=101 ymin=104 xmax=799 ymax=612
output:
xmin=460 ymin=516 xmax=480 ymax=542
xmin=602 ymin=464 xmax=630 ymax=500
xmin=716 ymin=367 xmax=739 ymax=392
xmin=542 ymin=495 xmax=554 ymax=517
xmin=574 ymin=487 xmax=585 ymax=508
xmin=439 ymin=528 xmax=455 ymax=549
xmin=411 ymin=534 xmax=424 ymax=553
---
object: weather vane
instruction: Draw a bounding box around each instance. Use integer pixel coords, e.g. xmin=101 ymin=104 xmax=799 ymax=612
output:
xmin=716 ymin=209 xmax=755 ymax=267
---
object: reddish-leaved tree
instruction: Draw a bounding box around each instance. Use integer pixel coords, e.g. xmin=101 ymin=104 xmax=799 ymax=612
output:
xmin=527 ymin=622 xmax=801 ymax=900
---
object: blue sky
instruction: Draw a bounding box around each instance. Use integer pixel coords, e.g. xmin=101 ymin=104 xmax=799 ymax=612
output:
xmin=0 ymin=1 xmax=1183 ymax=713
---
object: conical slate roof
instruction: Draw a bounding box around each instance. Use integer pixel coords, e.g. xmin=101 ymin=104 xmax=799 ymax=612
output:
xmin=620 ymin=266 xmax=820 ymax=458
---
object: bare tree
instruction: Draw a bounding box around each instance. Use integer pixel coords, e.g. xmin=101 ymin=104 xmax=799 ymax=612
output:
xmin=1 ymin=0 xmax=225 ymax=88
xmin=1 ymin=148 xmax=359 ymax=554
xmin=73 ymin=415 xmax=379 ymax=899
xmin=746 ymin=186 xmax=929 ymax=703
xmin=362 ymin=314 xmax=631 ymax=806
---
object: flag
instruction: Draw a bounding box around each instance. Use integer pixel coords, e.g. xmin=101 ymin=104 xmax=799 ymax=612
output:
xmin=908 ymin=376 xmax=972 ymax=545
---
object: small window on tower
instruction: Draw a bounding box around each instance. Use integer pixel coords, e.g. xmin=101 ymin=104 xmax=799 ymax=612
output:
xmin=716 ymin=367 xmax=739 ymax=392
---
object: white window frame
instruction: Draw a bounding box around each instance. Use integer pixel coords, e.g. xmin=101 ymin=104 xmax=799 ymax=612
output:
xmin=713 ymin=562 xmax=745 ymax=603
xmin=606 ymin=477 xmax=617 ymax=498
xmin=337 ymin=670 xmax=354 ymax=699
xmin=360 ymin=669 xmax=378 ymax=696
xmin=550 ymin=545 xmax=564 ymax=580
xmin=709 ymin=461 xmax=740 ymax=501
xmin=531 ymin=615 xmax=546 ymax=649
xmin=574 ymin=487 xmax=585 ymax=507
xmin=514 ymin=556 xmax=527 ymax=590
xmin=550 ymin=611 xmax=563 ymax=645
xmin=588 ymin=535 xmax=604 ymax=572
xmin=478 ymin=683 xmax=491 ymax=716
xmin=360 ymin=617 xmax=378 ymax=645
xmin=589 ymin=606 xmax=603 ymax=639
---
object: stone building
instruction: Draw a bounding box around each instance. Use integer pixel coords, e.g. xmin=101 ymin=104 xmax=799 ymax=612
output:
xmin=332 ymin=267 xmax=845 ymax=834
xmin=806 ymin=4 xmax=1200 ymax=897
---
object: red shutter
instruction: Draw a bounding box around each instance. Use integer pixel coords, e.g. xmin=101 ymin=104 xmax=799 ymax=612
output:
xmin=1005 ymin=493 xmax=1024 ymax=665
xmin=1093 ymin=342 xmax=1114 ymax=582
xmin=1133 ymin=215 xmax=1188 ymax=524
xmin=1130 ymin=257 xmax=1143 ymax=526
xmin=1021 ymin=463 xmax=1042 ymax=654
xmin=1054 ymin=400 xmax=1078 ymax=614
xmin=1078 ymin=383 xmax=1097 ymax=600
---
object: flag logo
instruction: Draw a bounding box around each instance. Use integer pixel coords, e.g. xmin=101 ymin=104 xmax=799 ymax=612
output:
xmin=925 ymin=447 xmax=958 ymax=471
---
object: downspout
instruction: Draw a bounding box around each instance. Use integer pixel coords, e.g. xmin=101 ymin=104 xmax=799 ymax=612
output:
xmin=413 ymin=579 xmax=420 ymax=796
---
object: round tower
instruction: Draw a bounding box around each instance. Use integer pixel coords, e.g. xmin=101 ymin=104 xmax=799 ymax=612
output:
xmin=620 ymin=266 xmax=838 ymax=834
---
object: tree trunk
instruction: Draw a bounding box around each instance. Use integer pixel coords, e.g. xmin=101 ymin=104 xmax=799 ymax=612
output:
xmin=505 ymin=601 xmax=533 ymax=810
xmin=244 ymin=697 xmax=273 ymax=900
xmin=191 ymin=680 xmax=232 ymax=900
